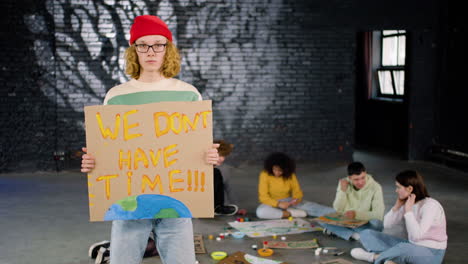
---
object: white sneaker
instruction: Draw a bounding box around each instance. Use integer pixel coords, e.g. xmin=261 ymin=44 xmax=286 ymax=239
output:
xmin=351 ymin=232 xmax=360 ymax=241
xmin=350 ymin=248 xmax=375 ymax=263
xmin=322 ymin=228 xmax=334 ymax=236
xmin=88 ymin=240 xmax=110 ymax=259
xmin=287 ymin=208 xmax=307 ymax=218
xmin=95 ymin=247 xmax=110 ymax=264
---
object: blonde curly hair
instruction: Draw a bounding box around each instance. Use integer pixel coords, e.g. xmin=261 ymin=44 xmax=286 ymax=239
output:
xmin=124 ymin=41 xmax=181 ymax=79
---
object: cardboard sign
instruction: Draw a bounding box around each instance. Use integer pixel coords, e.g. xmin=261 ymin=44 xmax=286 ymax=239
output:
xmin=194 ymin=234 xmax=206 ymax=254
xmin=84 ymin=101 xmax=213 ymax=221
xmin=264 ymin=239 xmax=319 ymax=249
xmin=320 ymin=258 xmax=353 ymax=264
xmin=218 ymin=251 xmax=287 ymax=264
xmin=313 ymin=212 xmax=368 ymax=228
xmin=229 ymin=218 xmax=321 ymax=237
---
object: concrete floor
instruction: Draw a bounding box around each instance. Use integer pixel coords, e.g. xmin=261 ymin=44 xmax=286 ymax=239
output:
xmin=1 ymin=150 xmax=467 ymax=264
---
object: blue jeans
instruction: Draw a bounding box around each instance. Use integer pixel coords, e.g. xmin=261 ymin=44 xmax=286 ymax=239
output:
xmin=110 ymin=218 xmax=195 ymax=264
xmin=360 ymin=229 xmax=446 ymax=264
xmin=256 ymin=197 xmax=335 ymax=219
xmin=320 ymin=219 xmax=383 ymax=240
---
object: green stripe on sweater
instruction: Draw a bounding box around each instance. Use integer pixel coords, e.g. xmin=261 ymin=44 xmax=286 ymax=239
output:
xmin=107 ymin=90 xmax=199 ymax=105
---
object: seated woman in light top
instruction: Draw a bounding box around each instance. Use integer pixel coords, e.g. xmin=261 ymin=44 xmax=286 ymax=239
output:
xmin=351 ymin=170 xmax=447 ymax=264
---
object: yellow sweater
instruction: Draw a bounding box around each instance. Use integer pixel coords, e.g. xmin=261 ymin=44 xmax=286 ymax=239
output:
xmin=258 ymin=170 xmax=304 ymax=207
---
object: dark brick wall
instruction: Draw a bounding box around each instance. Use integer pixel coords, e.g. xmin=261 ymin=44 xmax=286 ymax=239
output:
xmin=1 ymin=0 xmax=356 ymax=172
xmin=2 ymin=0 xmax=455 ymax=172
xmin=0 ymin=0 xmax=57 ymax=171
xmin=50 ymin=1 xmax=355 ymax=166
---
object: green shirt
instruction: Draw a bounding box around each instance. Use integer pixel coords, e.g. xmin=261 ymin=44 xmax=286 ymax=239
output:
xmin=332 ymin=174 xmax=385 ymax=221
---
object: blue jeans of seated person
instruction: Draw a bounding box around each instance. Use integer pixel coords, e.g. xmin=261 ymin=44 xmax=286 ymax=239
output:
xmin=256 ymin=197 xmax=335 ymax=219
xmin=320 ymin=219 xmax=383 ymax=240
xmin=359 ymin=229 xmax=446 ymax=264
xmin=110 ymin=218 xmax=195 ymax=264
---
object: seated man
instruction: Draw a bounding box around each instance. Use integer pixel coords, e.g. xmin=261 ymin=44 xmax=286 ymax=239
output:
xmin=213 ymin=139 xmax=239 ymax=215
xmin=322 ymin=162 xmax=384 ymax=240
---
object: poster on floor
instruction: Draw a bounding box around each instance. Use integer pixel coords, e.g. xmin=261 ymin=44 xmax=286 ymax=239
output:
xmin=313 ymin=212 xmax=368 ymax=228
xmin=218 ymin=251 xmax=286 ymax=264
xmin=263 ymin=239 xmax=319 ymax=249
xmin=228 ymin=218 xmax=322 ymax=237
xmin=84 ymin=100 xmax=213 ymax=221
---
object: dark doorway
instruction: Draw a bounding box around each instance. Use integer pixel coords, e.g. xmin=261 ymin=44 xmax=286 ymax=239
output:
xmin=354 ymin=31 xmax=408 ymax=157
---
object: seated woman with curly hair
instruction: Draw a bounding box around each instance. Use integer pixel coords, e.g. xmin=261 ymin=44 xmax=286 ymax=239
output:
xmin=256 ymin=152 xmax=335 ymax=219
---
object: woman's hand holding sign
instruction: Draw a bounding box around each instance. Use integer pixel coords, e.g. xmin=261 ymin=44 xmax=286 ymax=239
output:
xmin=205 ymin=143 xmax=219 ymax=165
xmin=81 ymin=147 xmax=95 ymax=173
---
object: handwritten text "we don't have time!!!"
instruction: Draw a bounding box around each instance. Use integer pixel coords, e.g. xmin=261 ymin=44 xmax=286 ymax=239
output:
xmin=85 ymin=102 xmax=213 ymax=202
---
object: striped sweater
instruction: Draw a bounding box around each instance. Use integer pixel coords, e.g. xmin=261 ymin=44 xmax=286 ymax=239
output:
xmin=103 ymin=78 xmax=202 ymax=105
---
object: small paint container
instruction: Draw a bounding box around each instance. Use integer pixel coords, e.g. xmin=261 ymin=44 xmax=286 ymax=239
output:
xmin=231 ymin=232 xmax=245 ymax=239
xmin=257 ymin=248 xmax=274 ymax=257
xmin=211 ymin=251 xmax=227 ymax=260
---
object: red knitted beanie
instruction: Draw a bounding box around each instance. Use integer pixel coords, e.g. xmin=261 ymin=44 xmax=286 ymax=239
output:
xmin=129 ymin=15 xmax=173 ymax=44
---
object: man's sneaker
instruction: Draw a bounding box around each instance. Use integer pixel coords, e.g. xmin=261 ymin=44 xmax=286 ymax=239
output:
xmin=322 ymin=228 xmax=332 ymax=235
xmin=351 ymin=232 xmax=361 ymax=241
xmin=215 ymin=204 xmax=238 ymax=216
xmin=286 ymin=208 xmax=307 ymax=218
xmin=88 ymin=240 xmax=110 ymax=259
xmin=95 ymin=247 xmax=110 ymax=264
xmin=350 ymin=248 xmax=375 ymax=263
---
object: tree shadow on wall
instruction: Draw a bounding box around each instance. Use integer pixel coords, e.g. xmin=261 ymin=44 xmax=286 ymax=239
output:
xmin=15 ymin=0 xmax=285 ymax=171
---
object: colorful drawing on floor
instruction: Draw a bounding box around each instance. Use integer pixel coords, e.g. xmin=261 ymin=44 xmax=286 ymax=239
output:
xmin=319 ymin=258 xmax=353 ymax=264
xmin=313 ymin=212 xmax=368 ymax=228
xmin=263 ymin=239 xmax=319 ymax=249
xmin=244 ymin=254 xmax=284 ymax=264
xmin=218 ymin=251 xmax=286 ymax=264
xmin=228 ymin=218 xmax=322 ymax=238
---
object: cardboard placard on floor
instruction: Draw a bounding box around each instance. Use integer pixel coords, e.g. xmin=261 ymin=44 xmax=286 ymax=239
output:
xmin=194 ymin=234 xmax=206 ymax=254
xmin=264 ymin=239 xmax=319 ymax=249
xmin=84 ymin=101 xmax=213 ymax=221
xmin=218 ymin=251 xmax=287 ymax=264
xmin=313 ymin=212 xmax=368 ymax=228
xmin=229 ymin=218 xmax=321 ymax=237
xmin=320 ymin=258 xmax=353 ymax=264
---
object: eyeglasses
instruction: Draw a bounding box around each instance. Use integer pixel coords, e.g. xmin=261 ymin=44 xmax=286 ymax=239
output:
xmin=134 ymin=43 xmax=167 ymax=53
